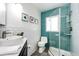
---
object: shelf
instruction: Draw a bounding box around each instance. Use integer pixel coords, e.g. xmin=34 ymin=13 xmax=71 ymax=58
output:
xmin=64 ymin=33 xmax=72 ymax=36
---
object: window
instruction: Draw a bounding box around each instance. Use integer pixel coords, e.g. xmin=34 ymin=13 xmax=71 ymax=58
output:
xmin=46 ymin=15 xmax=59 ymax=32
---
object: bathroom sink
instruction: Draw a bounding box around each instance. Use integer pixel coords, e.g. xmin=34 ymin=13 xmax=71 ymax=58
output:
xmin=0 ymin=36 xmax=23 ymax=46
xmin=0 ymin=37 xmax=27 ymax=56
xmin=6 ymin=36 xmax=23 ymax=40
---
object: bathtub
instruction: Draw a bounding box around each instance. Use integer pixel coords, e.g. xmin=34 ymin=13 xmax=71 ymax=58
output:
xmin=48 ymin=47 xmax=71 ymax=56
xmin=0 ymin=36 xmax=27 ymax=56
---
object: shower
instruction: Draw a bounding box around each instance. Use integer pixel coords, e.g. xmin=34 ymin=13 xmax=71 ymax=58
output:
xmin=41 ymin=4 xmax=71 ymax=56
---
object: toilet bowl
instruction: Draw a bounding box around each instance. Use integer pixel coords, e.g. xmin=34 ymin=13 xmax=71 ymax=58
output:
xmin=38 ymin=37 xmax=47 ymax=53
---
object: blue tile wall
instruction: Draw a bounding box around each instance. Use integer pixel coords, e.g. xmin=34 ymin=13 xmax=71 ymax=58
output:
xmin=41 ymin=4 xmax=71 ymax=51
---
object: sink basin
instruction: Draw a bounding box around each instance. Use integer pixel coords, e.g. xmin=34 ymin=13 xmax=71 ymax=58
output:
xmin=0 ymin=36 xmax=23 ymax=46
xmin=0 ymin=36 xmax=27 ymax=56
xmin=6 ymin=36 xmax=23 ymax=40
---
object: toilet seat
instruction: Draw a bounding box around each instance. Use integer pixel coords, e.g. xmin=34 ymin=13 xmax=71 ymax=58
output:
xmin=38 ymin=42 xmax=46 ymax=47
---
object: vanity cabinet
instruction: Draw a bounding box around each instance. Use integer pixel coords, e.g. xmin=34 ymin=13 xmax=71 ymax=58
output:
xmin=19 ymin=40 xmax=27 ymax=56
xmin=0 ymin=4 xmax=6 ymax=25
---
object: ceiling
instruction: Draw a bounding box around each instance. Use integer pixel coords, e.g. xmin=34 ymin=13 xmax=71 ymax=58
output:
xmin=32 ymin=3 xmax=66 ymax=12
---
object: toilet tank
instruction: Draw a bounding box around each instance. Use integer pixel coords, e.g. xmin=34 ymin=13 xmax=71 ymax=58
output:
xmin=41 ymin=36 xmax=47 ymax=43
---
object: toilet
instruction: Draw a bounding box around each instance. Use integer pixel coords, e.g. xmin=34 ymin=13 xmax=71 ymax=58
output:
xmin=38 ymin=36 xmax=47 ymax=53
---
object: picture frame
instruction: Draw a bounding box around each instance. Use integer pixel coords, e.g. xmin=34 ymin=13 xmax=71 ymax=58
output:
xmin=29 ymin=16 xmax=35 ymax=23
xmin=22 ymin=13 xmax=29 ymax=22
xmin=21 ymin=13 xmax=38 ymax=24
xmin=34 ymin=18 xmax=38 ymax=24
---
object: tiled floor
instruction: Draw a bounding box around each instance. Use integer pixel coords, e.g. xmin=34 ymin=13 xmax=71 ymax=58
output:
xmin=31 ymin=48 xmax=50 ymax=56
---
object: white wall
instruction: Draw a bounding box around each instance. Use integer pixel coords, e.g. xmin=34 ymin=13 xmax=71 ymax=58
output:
xmin=71 ymin=3 xmax=79 ymax=56
xmin=6 ymin=4 xmax=24 ymax=37
xmin=6 ymin=3 xmax=41 ymax=56
xmin=21 ymin=3 xmax=41 ymax=56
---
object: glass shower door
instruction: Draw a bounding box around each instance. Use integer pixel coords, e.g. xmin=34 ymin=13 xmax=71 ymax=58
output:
xmin=60 ymin=4 xmax=71 ymax=56
xmin=43 ymin=4 xmax=71 ymax=56
xmin=46 ymin=15 xmax=60 ymax=56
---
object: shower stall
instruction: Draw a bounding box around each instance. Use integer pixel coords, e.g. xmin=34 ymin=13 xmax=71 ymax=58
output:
xmin=41 ymin=4 xmax=72 ymax=56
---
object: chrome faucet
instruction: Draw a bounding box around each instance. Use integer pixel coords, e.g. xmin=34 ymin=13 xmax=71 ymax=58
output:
xmin=2 ymin=30 xmax=12 ymax=38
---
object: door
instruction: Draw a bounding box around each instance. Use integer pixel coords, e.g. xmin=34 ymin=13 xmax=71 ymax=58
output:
xmin=60 ymin=4 xmax=71 ymax=56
